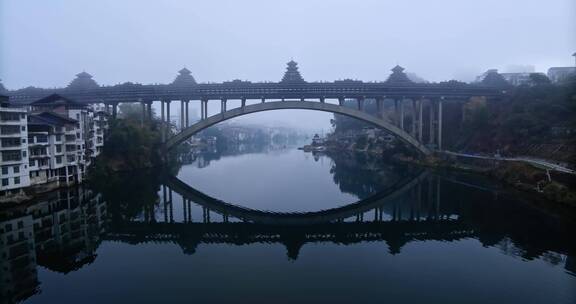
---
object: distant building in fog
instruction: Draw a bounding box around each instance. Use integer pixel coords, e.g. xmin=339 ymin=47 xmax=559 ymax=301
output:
xmin=547 ymin=67 xmax=576 ymax=83
xmin=547 ymin=52 xmax=576 ymax=83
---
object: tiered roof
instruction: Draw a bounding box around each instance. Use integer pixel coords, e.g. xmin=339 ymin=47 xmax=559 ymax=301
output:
xmin=385 ymin=65 xmax=414 ymax=84
xmin=172 ymin=68 xmax=197 ymax=86
xmin=281 ymin=60 xmax=306 ymax=83
xmin=67 ymin=72 xmax=99 ymax=90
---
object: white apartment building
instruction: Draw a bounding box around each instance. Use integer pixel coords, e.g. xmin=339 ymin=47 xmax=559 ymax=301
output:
xmin=1 ymin=95 xmax=31 ymax=199
xmin=1 ymin=94 xmax=108 ymax=202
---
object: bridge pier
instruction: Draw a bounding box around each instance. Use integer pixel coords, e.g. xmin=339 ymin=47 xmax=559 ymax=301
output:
xmin=438 ymin=98 xmax=443 ymax=150
xmin=320 ymin=97 xmax=325 ymax=103
xmin=180 ymin=100 xmax=185 ymax=130
xmin=147 ymin=102 xmax=153 ymax=122
xmin=221 ymin=99 xmax=227 ymax=113
xmin=418 ymin=99 xmax=423 ymax=143
xmin=399 ymin=98 xmax=405 ymax=131
xmin=202 ymin=99 xmax=208 ymax=119
xmin=428 ymin=99 xmax=436 ymax=146
xmin=357 ymin=97 xmax=365 ymax=111
xmin=111 ymin=102 xmax=118 ymax=119
xmin=166 ymin=100 xmax=171 ymax=137
xmin=140 ymin=102 xmax=146 ymax=126
xmin=376 ymin=97 xmax=384 ymax=119
xmin=161 ymin=100 xmax=165 ymax=142
xmin=241 ymin=98 xmax=246 ymax=108
xmin=185 ymin=100 xmax=189 ymax=127
xmin=338 ymin=97 xmax=344 ymax=106
xmin=411 ymin=99 xmax=417 ymax=137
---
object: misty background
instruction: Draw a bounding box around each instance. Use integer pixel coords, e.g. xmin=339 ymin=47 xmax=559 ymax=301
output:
xmin=1 ymin=0 xmax=574 ymax=130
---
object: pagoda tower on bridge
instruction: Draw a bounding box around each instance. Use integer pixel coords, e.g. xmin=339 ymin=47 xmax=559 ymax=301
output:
xmin=67 ymin=71 xmax=99 ymax=90
xmin=281 ymin=60 xmax=306 ymax=84
xmin=385 ymin=65 xmax=413 ymax=84
xmin=172 ymin=68 xmax=197 ymax=86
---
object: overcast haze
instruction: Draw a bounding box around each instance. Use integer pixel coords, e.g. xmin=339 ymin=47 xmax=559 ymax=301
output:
xmin=1 ymin=0 xmax=574 ymax=129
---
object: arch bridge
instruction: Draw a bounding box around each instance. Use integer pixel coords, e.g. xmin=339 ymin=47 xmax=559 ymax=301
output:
xmin=6 ymin=61 xmax=507 ymax=153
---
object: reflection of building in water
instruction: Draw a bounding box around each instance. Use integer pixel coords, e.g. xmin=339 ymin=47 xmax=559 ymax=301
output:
xmin=0 ymin=212 xmax=38 ymax=304
xmin=0 ymin=186 xmax=107 ymax=303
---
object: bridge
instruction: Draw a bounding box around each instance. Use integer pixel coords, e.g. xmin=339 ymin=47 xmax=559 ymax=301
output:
xmin=110 ymin=172 xmax=474 ymax=258
xmin=4 ymin=61 xmax=507 ymax=153
xmin=163 ymin=171 xmax=433 ymax=225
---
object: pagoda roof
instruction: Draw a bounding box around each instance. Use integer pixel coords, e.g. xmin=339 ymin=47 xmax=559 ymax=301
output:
xmin=67 ymin=71 xmax=99 ymax=90
xmin=385 ymin=65 xmax=414 ymax=84
xmin=30 ymin=94 xmax=84 ymax=106
xmin=281 ymin=60 xmax=306 ymax=83
xmin=29 ymin=112 xmax=78 ymax=126
xmin=172 ymin=67 xmax=197 ymax=86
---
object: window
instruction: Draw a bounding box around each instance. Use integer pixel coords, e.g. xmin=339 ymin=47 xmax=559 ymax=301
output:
xmin=1 ymin=167 xmax=7 ymax=175
xmin=13 ymin=166 xmax=19 ymax=173
xmin=14 ymin=177 xmax=20 ymax=184
xmin=0 ymin=125 xmax=20 ymax=135
xmin=1 ymin=179 xmax=8 ymax=186
xmin=1 ymin=151 xmax=21 ymax=162
xmin=56 ymin=145 xmax=62 ymax=153
xmin=21 ymin=126 xmax=26 ymax=132
xmin=17 ymin=221 xmax=23 ymax=229
xmin=56 ymin=156 xmax=62 ymax=164
xmin=22 ymin=151 xmax=27 ymax=158
xmin=1 ymin=138 xmax=21 ymax=148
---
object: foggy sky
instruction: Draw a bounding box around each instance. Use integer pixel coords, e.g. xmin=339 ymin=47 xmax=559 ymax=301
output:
xmin=1 ymin=0 xmax=574 ymax=130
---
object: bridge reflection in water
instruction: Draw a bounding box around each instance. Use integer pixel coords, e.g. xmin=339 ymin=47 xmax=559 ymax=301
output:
xmin=1 ymin=172 xmax=574 ymax=303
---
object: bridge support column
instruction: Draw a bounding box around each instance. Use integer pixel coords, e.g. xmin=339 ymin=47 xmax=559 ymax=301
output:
xmin=338 ymin=97 xmax=344 ymax=106
xmin=201 ymin=99 xmax=208 ymax=119
xmin=320 ymin=97 xmax=325 ymax=103
xmin=418 ymin=99 xmax=423 ymax=143
xmin=428 ymin=99 xmax=436 ymax=146
xmin=438 ymin=98 xmax=443 ymax=151
xmin=147 ymin=102 xmax=152 ymax=122
xmin=411 ymin=99 xmax=417 ymax=137
xmin=221 ymin=99 xmax=227 ymax=113
xmin=141 ymin=102 xmax=146 ymax=126
xmin=185 ymin=100 xmax=189 ymax=127
xmin=399 ymin=98 xmax=405 ymax=131
xmin=394 ymin=99 xmax=399 ymax=127
xmin=166 ymin=100 xmax=171 ymax=139
xmin=376 ymin=97 xmax=384 ymax=119
xmin=261 ymin=98 xmax=265 ymax=103
xmin=241 ymin=98 xmax=246 ymax=108
xmin=180 ymin=100 xmax=185 ymax=130
xmin=112 ymin=102 xmax=118 ymax=119
xmin=357 ymin=97 xmax=364 ymax=111
xmin=161 ymin=100 xmax=165 ymax=142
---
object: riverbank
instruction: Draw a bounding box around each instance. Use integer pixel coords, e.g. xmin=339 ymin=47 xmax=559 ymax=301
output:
xmin=397 ymin=153 xmax=576 ymax=208
xmin=312 ymin=134 xmax=576 ymax=208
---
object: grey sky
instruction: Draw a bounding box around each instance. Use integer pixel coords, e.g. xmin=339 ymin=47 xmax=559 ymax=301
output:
xmin=1 ymin=0 xmax=574 ymax=130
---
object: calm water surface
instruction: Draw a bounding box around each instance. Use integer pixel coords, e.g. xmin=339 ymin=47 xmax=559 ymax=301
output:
xmin=2 ymin=144 xmax=575 ymax=303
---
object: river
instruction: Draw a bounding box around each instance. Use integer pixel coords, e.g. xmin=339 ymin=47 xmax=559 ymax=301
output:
xmin=1 ymin=144 xmax=575 ymax=303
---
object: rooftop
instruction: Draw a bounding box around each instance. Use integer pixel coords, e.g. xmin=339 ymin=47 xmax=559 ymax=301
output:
xmin=31 ymin=94 xmax=84 ymax=106
xmin=29 ymin=112 xmax=78 ymax=126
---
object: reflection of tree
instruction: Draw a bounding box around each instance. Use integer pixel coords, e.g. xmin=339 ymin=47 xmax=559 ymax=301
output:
xmin=326 ymin=151 xmax=420 ymax=199
xmin=89 ymin=170 xmax=162 ymax=223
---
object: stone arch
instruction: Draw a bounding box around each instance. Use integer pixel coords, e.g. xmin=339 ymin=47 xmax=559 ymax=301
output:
xmin=164 ymin=101 xmax=430 ymax=155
